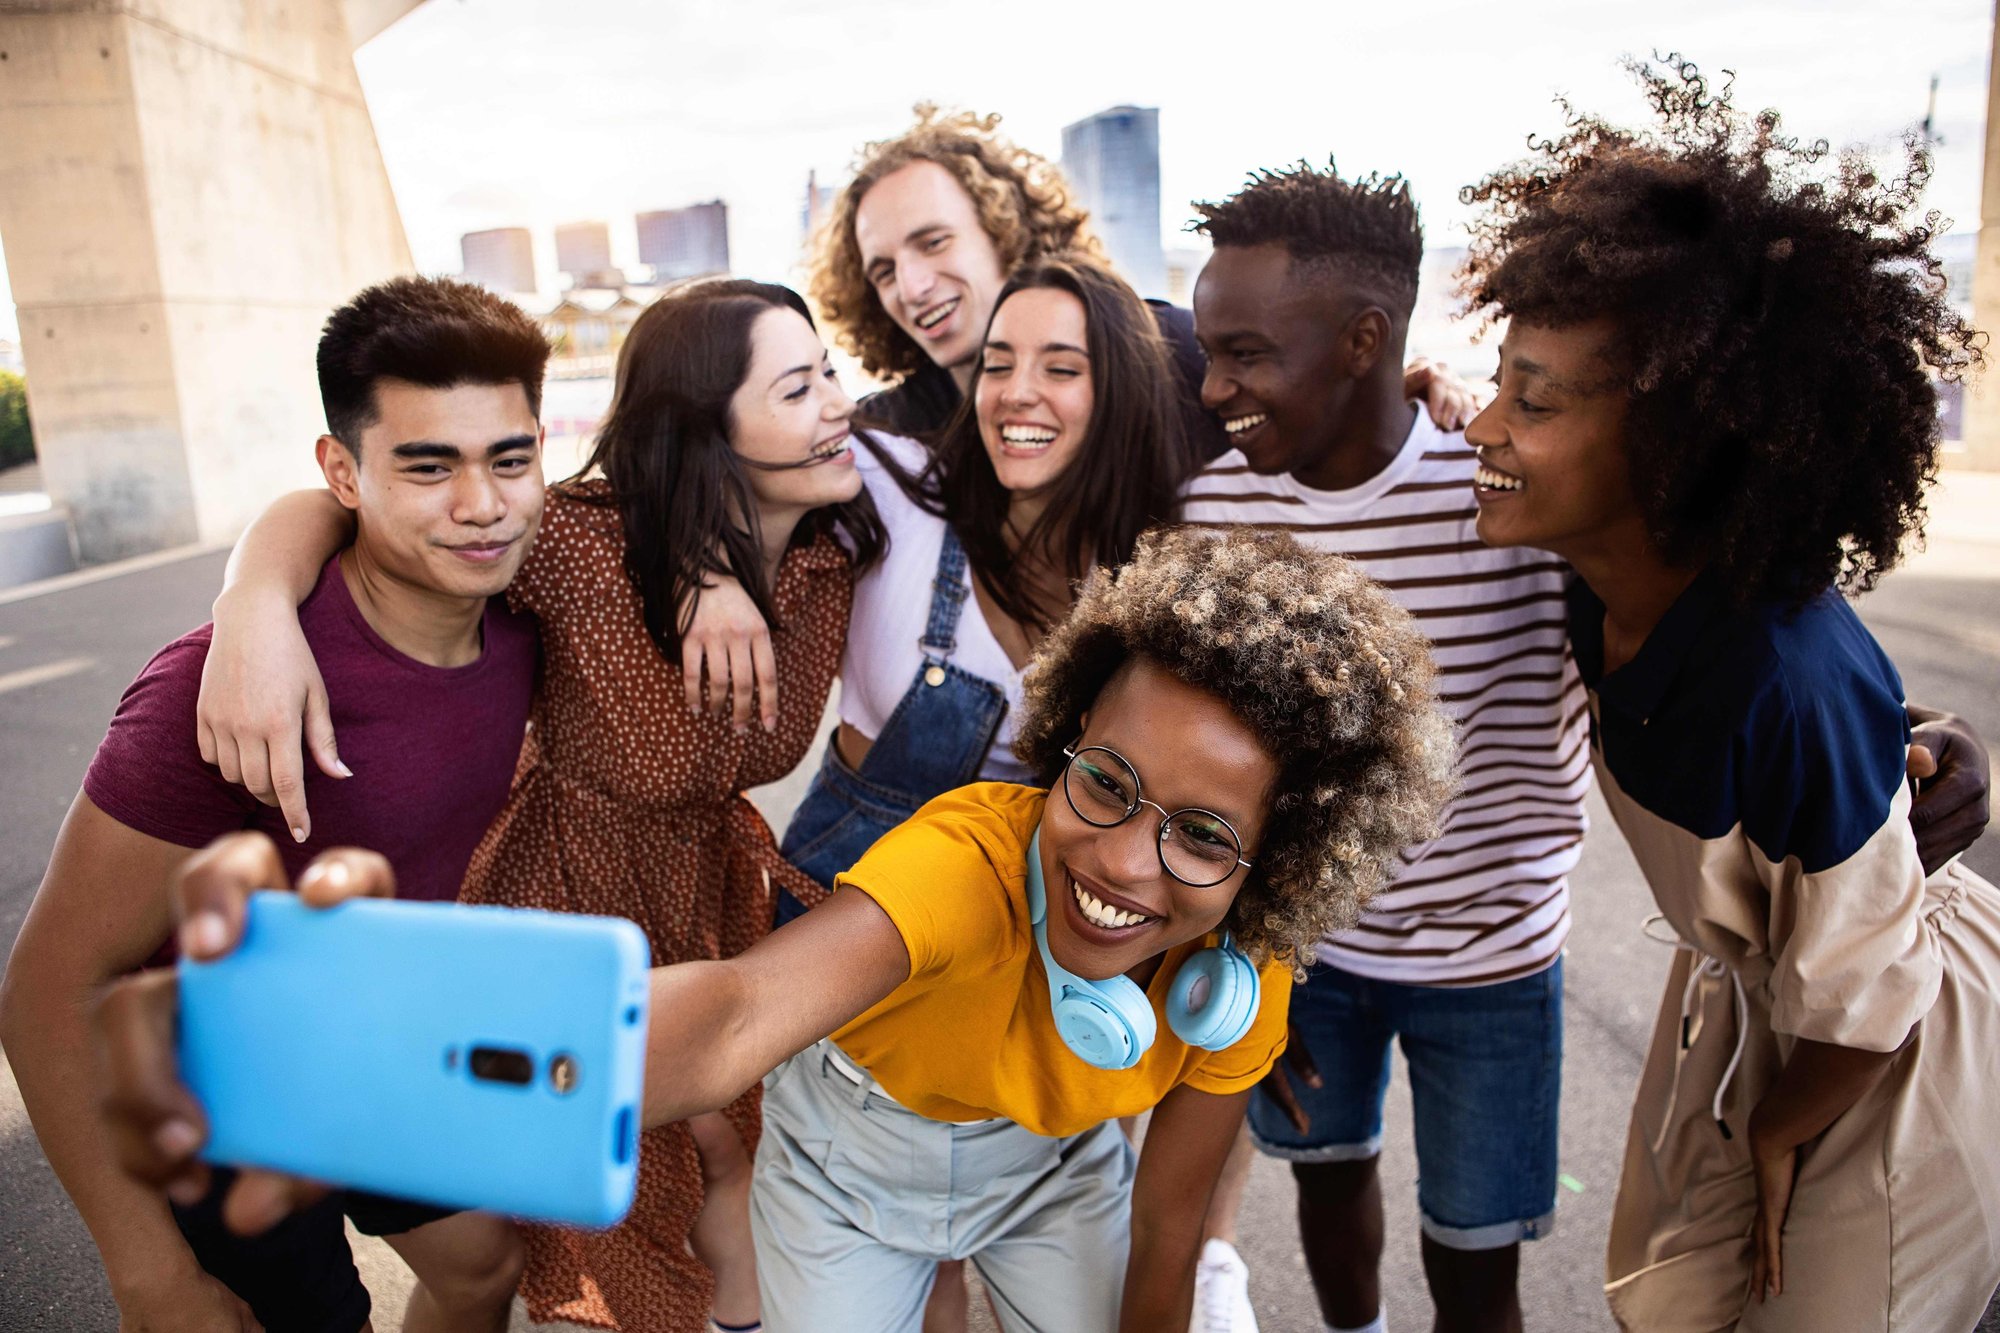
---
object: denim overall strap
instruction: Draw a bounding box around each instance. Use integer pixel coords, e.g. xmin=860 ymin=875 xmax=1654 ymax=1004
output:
xmin=918 ymin=526 xmax=974 ymax=665
xmin=859 ymin=524 xmax=1008 ymax=793
xmin=775 ymin=525 xmax=1010 ymax=915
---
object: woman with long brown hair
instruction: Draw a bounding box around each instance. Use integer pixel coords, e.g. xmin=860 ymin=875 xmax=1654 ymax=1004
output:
xmin=190 ymin=278 xmax=882 ymax=1333
xmin=767 ymin=252 xmax=1195 ymax=923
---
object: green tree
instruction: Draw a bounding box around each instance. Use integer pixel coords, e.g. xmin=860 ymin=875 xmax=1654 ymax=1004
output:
xmin=0 ymin=370 xmax=33 ymax=471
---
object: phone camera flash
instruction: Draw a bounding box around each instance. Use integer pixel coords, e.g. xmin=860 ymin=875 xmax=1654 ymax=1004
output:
xmin=549 ymin=1053 xmax=580 ymax=1095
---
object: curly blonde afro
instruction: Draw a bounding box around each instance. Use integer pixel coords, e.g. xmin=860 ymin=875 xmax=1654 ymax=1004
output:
xmin=1014 ymin=526 xmax=1457 ymax=973
xmin=808 ymin=104 xmax=1108 ymax=381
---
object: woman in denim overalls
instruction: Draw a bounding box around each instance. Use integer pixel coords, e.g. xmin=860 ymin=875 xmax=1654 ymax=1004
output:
xmin=765 ymin=254 xmax=1196 ymax=924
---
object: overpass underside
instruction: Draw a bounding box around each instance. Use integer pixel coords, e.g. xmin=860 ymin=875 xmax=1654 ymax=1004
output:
xmin=0 ymin=1 xmax=421 ymax=564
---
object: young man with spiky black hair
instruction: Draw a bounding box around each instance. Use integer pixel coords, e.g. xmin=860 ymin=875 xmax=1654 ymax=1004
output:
xmin=0 ymin=276 xmax=548 ymax=1333
xmin=1181 ymin=161 xmax=1582 ymax=1333
xmin=1179 ymin=161 xmax=1991 ymax=1333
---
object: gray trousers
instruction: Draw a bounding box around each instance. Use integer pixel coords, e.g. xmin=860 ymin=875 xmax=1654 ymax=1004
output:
xmin=750 ymin=1040 xmax=1136 ymax=1333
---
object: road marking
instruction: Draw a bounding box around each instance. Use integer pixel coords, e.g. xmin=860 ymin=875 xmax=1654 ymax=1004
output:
xmin=0 ymin=656 xmax=95 ymax=697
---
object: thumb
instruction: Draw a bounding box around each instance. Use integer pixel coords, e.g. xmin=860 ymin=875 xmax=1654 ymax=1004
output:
xmin=1907 ymin=743 xmax=1939 ymax=783
xmin=304 ymin=686 xmax=350 ymax=780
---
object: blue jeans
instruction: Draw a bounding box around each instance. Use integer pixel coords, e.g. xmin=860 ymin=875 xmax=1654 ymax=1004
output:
xmin=1248 ymin=957 xmax=1563 ymax=1250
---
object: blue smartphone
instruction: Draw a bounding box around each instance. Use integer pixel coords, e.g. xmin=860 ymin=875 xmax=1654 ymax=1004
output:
xmin=178 ymin=892 xmax=650 ymax=1228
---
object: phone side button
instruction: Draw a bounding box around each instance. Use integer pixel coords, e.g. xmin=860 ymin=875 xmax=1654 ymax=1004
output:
xmin=612 ymin=1106 xmax=635 ymax=1166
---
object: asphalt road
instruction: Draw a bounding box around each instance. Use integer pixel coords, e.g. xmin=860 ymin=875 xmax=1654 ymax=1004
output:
xmin=0 ymin=539 xmax=1994 ymax=1332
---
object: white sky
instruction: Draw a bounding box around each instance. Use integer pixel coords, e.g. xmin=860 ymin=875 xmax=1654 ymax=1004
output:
xmin=0 ymin=0 xmax=1991 ymax=343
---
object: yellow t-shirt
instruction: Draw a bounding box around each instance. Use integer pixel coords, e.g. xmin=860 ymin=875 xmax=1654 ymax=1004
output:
xmin=829 ymin=782 xmax=1292 ymax=1138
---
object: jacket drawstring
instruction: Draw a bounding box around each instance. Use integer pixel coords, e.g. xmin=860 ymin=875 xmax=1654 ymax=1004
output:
xmin=1644 ymin=913 xmax=1748 ymax=1145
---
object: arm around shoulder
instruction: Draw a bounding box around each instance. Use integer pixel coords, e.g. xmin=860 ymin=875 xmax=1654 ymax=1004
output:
xmin=217 ymin=488 xmax=356 ymax=610
xmin=203 ymin=488 xmax=356 ymax=837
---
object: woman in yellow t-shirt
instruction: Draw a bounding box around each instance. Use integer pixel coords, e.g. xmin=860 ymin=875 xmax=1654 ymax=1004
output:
xmin=104 ymin=526 xmax=1457 ymax=1333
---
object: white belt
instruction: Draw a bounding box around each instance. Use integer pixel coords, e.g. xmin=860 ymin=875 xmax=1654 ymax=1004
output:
xmin=818 ymin=1042 xmax=1003 ymax=1125
xmin=1642 ymin=914 xmax=1749 ymax=1148
xmin=821 ymin=1041 xmax=873 ymax=1088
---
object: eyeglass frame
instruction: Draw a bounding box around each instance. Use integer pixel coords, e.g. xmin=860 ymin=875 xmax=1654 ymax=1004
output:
xmin=1059 ymin=742 xmax=1256 ymax=887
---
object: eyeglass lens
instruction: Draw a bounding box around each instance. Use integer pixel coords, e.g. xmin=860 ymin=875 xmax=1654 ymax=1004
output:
xmin=1064 ymin=747 xmax=1243 ymax=886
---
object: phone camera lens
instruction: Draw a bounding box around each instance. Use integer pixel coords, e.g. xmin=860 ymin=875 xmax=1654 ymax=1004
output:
xmin=549 ymin=1053 xmax=580 ymax=1095
xmin=468 ymin=1046 xmax=534 ymax=1086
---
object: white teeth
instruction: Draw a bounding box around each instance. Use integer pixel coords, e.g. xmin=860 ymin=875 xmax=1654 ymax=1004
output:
xmin=915 ymin=299 xmax=959 ymax=330
xmin=810 ymin=439 xmax=849 ymax=460
xmin=1000 ymin=426 xmax=1057 ymax=445
xmin=1070 ymin=877 xmax=1150 ymax=930
xmin=1476 ymin=464 xmax=1524 ymax=491
xmin=1223 ymin=412 xmax=1268 ymax=435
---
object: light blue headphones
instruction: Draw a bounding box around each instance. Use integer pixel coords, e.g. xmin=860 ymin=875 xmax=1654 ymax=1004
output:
xmin=1024 ymin=830 xmax=1261 ymax=1070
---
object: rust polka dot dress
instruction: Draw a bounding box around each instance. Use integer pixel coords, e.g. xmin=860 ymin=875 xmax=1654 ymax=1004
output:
xmin=460 ymin=481 xmax=849 ymax=1332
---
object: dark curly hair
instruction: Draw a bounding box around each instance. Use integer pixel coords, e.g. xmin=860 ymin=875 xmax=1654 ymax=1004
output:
xmin=809 ymin=105 xmax=1109 ymax=382
xmin=1460 ymin=55 xmax=1984 ymax=602
xmin=1013 ymin=526 xmax=1456 ymax=972
xmin=1191 ymin=160 xmax=1424 ymax=315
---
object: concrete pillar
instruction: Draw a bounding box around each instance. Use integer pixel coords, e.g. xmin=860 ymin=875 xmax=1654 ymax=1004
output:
xmin=0 ymin=1 xmax=420 ymax=562
xmin=1960 ymin=0 xmax=2000 ymax=471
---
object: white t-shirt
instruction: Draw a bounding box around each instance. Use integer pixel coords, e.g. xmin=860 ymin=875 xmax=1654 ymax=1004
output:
xmin=841 ymin=433 xmax=1032 ymax=783
xmin=1179 ymin=411 xmax=1591 ymax=987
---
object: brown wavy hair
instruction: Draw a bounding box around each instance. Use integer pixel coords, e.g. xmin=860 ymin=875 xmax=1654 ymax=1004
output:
xmin=809 ymin=105 xmax=1109 ymax=382
xmin=1460 ymin=54 xmax=1983 ymax=603
xmin=1014 ymin=526 xmax=1457 ymax=972
xmin=571 ymin=280 xmax=884 ymax=659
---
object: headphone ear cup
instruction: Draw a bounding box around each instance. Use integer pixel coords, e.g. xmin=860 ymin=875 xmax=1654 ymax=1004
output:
xmin=1167 ymin=945 xmax=1262 ymax=1051
xmin=1052 ymin=979 xmax=1156 ymax=1070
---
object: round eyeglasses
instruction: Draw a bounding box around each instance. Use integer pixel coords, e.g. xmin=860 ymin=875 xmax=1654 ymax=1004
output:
xmin=1061 ymin=744 xmax=1254 ymax=888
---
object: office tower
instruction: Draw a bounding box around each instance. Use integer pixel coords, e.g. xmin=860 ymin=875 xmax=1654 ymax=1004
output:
xmin=459 ymin=228 xmax=536 ymax=293
xmin=801 ymin=169 xmax=838 ymax=246
xmin=555 ymin=221 xmax=616 ymax=289
xmin=636 ymin=201 xmax=730 ymax=283
xmin=1061 ymin=106 xmax=1166 ymax=298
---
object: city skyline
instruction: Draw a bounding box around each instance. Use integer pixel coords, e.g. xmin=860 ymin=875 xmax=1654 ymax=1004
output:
xmin=0 ymin=0 xmax=1991 ymax=342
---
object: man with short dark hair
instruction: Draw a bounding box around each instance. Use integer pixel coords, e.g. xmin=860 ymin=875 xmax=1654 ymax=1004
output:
xmin=0 ymin=276 xmax=550 ymax=1333
xmin=1183 ymin=161 xmax=1579 ymax=1333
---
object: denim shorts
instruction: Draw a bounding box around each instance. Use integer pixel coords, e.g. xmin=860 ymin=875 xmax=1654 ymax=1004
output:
xmin=1248 ymin=956 xmax=1562 ymax=1251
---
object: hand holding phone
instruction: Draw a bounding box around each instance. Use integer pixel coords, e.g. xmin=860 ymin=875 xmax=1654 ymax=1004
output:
xmin=98 ymin=836 xmax=648 ymax=1232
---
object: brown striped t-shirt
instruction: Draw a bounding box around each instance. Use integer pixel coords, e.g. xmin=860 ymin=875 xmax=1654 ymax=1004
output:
xmin=1179 ymin=412 xmax=1589 ymax=987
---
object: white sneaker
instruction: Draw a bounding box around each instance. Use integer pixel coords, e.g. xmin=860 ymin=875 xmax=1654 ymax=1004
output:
xmin=1190 ymin=1237 xmax=1260 ymax=1333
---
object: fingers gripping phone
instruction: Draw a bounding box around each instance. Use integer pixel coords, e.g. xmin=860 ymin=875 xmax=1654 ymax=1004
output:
xmin=178 ymin=892 xmax=650 ymax=1228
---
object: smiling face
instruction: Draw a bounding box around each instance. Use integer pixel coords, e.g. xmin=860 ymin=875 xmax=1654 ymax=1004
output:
xmin=1194 ymin=242 xmax=1362 ymax=481
xmin=975 ymin=286 xmax=1095 ymax=496
xmin=322 ymin=378 xmax=545 ymax=603
xmin=1037 ymin=657 xmax=1277 ymax=983
xmin=853 ymin=160 xmax=1010 ymax=377
xmin=727 ymin=307 xmax=863 ymax=516
xmin=1463 ymin=318 xmax=1644 ymax=563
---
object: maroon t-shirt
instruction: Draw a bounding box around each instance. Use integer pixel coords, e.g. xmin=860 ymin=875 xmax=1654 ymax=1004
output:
xmin=84 ymin=556 xmax=539 ymax=913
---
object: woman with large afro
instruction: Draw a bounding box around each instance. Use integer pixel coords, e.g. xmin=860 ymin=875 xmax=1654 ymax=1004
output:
xmin=1458 ymin=55 xmax=2000 ymax=1331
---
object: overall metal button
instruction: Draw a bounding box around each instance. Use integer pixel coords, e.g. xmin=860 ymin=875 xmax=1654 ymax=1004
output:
xmin=924 ymin=665 xmax=946 ymax=687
